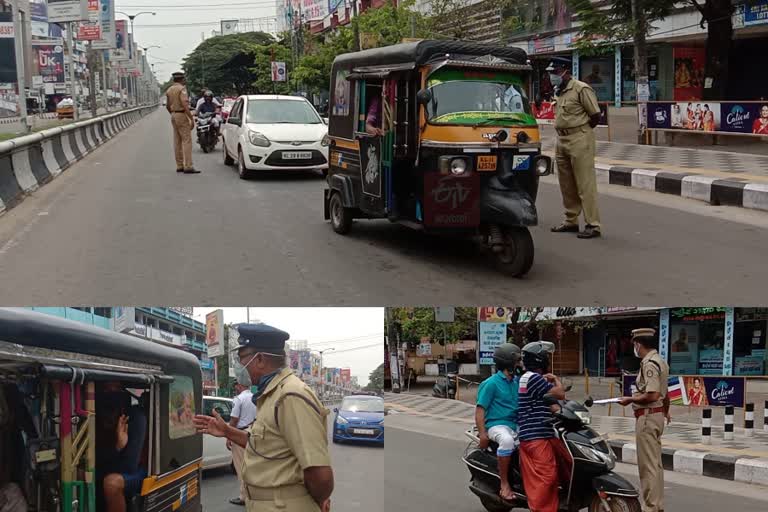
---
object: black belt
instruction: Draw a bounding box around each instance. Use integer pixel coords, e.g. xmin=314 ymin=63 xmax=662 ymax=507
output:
xmin=556 ymin=124 xmax=589 ymax=136
xmin=172 ymin=110 xmax=186 ymax=113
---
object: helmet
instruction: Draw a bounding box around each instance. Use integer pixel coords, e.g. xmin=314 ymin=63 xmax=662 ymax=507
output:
xmin=522 ymin=341 xmax=556 ymax=371
xmin=493 ymin=343 xmax=521 ymax=370
xmin=204 ymin=90 xmax=213 ymax=99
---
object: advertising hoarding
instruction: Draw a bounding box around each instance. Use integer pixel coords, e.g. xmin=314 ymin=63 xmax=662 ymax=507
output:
xmin=205 ymin=309 xmax=224 ymax=357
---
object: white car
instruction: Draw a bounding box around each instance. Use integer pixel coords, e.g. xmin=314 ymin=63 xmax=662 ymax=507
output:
xmin=221 ymin=95 xmax=329 ymax=179
xmin=202 ymin=396 xmax=235 ymax=471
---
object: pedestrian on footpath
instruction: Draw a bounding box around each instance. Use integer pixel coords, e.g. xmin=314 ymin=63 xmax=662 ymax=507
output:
xmin=619 ymin=328 xmax=670 ymax=512
xmin=165 ymin=71 xmax=198 ymax=174
xmin=193 ymin=323 xmax=333 ymax=512
xmin=227 ymin=380 xmax=258 ymax=506
xmin=548 ymin=57 xmax=602 ymax=239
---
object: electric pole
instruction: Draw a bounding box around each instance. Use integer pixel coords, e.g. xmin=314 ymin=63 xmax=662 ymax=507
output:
xmin=630 ymin=0 xmax=649 ymax=144
xmin=351 ymin=0 xmax=360 ymax=51
xmin=318 ymin=348 xmax=335 ymax=400
xmin=10 ymin=0 xmax=29 ymax=131
xmin=386 ymin=308 xmax=401 ymax=393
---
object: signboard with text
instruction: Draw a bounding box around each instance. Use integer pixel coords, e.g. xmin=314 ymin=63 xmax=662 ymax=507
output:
xmin=92 ymin=0 xmax=116 ymax=49
xmin=623 ymin=374 xmax=745 ymax=408
xmin=33 ymin=43 xmax=66 ymax=84
xmin=205 ymin=309 xmax=224 ymax=357
xmin=479 ymin=322 xmax=507 ymax=365
xmin=48 ymin=0 xmax=89 ymax=23
xmin=648 ymin=102 xmax=768 ymax=135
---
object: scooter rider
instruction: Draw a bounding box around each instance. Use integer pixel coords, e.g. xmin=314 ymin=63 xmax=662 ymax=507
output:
xmin=475 ymin=343 xmax=523 ymax=502
xmin=517 ymin=341 xmax=567 ymax=512
xmin=196 ymin=91 xmax=222 ymax=136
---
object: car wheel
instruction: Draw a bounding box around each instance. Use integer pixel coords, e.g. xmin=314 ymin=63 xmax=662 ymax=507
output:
xmin=223 ymin=142 xmax=234 ymax=166
xmin=329 ymin=192 xmax=353 ymax=234
xmin=238 ymin=148 xmax=250 ymax=180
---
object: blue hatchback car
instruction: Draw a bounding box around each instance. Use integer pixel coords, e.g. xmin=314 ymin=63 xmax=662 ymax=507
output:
xmin=332 ymin=395 xmax=384 ymax=446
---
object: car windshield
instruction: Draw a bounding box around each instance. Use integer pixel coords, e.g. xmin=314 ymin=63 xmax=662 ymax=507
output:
xmin=341 ymin=397 xmax=384 ymax=413
xmin=246 ymin=99 xmax=321 ymax=124
xmin=223 ymin=99 xmax=235 ymax=109
xmin=425 ymin=68 xmax=535 ymax=127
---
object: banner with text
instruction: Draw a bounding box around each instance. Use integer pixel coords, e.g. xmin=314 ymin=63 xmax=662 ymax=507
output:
xmin=92 ymin=0 xmax=116 ymax=49
xmin=647 ymin=102 xmax=768 ymax=135
xmin=623 ymin=374 xmax=745 ymax=407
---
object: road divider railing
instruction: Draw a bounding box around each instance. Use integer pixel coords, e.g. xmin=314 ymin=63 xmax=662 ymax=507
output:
xmin=0 ymin=105 xmax=158 ymax=216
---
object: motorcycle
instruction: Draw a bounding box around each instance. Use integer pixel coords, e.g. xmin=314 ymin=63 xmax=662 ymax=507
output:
xmin=432 ymin=373 xmax=457 ymax=399
xmin=462 ymin=395 xmax=640 ymax=512
xmin=196 ymin=111 xmax=219 ymax=153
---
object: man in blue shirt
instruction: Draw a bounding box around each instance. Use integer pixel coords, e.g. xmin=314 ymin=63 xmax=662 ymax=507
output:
xmin=517 ymin=341 xmax=566 ymax=512
xmin=475 ymin=343 xmax=522 ymax=501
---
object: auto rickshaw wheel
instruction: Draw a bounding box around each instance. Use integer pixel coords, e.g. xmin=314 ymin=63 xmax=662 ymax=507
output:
xmin=493 ymin=227 xmax=534 ymax=277
xmin=329 ymin=192 xmax=353 ymax=234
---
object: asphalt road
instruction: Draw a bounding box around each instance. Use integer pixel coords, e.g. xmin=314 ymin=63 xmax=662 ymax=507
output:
xmin=201 ymin=410 xmax=383 ymax=512
xmin=2 ymin=109 xmax=768 ymax=305
xmin=384 ymin=412 xmax=768 ymax=512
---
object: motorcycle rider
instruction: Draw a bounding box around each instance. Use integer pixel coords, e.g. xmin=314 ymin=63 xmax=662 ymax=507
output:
xmin=475 ymin=343 xmax=523 ymax=502
xmin=196 ymin=91 xmax=222 ymax=137
xmin=517 ymin=341 xmax=567 ymax=512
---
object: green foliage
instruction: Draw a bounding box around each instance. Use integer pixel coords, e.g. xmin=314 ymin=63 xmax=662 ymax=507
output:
xmin=249 ymin=43 xmax=294 ymax=94
xmin=391 ymin=307 xmax=477 ymax=346
xmin=366 ymin=363 xmax=385 ymax=391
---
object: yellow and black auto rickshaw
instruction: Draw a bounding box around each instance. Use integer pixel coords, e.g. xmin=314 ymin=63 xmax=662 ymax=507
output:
xmin=324 ymin=40 xmax=552 ymax=276
xmin=0 ymin=308 xmax=203 ymax=512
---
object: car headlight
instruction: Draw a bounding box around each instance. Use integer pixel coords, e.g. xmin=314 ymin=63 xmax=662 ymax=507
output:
xmin=575 ymin=411 xmax=591 ymax=425
xmin=249 ymin=130 xmax=270 ymax=147
xmin=321 ymin=134 xmax=330 ymax=146
xmin=336 ymin=416 xmax=348 ymax=425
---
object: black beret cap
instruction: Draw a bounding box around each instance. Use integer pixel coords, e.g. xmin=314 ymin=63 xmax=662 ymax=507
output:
xmin=232 ymin=323 xmax=290 ymax=353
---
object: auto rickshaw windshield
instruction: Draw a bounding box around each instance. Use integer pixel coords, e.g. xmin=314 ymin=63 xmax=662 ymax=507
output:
xmin=424 ymin=68 xmax=536 ymax=127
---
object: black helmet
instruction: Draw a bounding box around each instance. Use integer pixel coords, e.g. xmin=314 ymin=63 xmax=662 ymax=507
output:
xmin=522 ymin=341 xmax=555 ymax=371
xmin=493 ymin=343 xmax=521 ymax=370
xmin=204 ymin=90 xmax=213 ymax=98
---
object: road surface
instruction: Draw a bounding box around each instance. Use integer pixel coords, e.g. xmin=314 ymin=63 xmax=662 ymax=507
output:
xmin=385 ymin=411 xmax=768 ymax=512
xmin=2 ymin=109 xmax=767 ymax=305
xmin=201 ymin=409 xmax=383 ymax=512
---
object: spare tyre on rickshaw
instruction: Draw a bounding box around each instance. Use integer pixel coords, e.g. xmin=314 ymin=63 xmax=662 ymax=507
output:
xmin=323 ymin=40 xmax=552 ymax=276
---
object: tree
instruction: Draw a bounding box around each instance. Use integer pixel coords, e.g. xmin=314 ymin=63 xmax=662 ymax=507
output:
xmin=392 ymin=307 xmax=477 ymax=347
xmin=689 ymin=0 xmax=734 ymax=100
xmin=366 ymin=363 xmax=385 ymax=392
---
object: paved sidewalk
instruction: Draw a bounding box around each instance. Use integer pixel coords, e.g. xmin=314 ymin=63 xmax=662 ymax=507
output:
xmin=385 ymin=391 xmax=768 ymax=485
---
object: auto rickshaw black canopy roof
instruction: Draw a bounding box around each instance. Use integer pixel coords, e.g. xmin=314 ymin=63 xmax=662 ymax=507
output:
xmin=333 ymin=40 xmax=529 ymax=70
xmin=0 ymin=308 xmax=202 ymax=378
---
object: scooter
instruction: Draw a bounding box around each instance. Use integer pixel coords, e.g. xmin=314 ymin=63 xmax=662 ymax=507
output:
xmin=196 ymin=111 xmax=218 ymax=153
xmin=462 ymin=395 xmax=640 ymax=512
xmin=432 ymin=373 xmax=457 ymax=399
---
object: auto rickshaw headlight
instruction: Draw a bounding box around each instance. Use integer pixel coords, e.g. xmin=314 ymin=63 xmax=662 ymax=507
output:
xmin=450 ymin=158 xmax=468 ymax=175
xmin=535 ymin=156 xmax=552 ymax=176
xmin=438 ymin=156 xmax=469 ymax=176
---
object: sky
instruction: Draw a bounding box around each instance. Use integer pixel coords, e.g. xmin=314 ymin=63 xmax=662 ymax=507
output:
xmin=193 ymin=308 xmax=384 ymax=385
xmin=116 ymin=0 xmax=279 ymax=82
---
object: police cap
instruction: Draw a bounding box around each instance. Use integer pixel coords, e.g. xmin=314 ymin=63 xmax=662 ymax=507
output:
xmin=171 ymin=71 xmax=185 ymax=79
xmin=546 ymin=57 xmax=572 ymax=72
xmin=631 ymin=328 xmax=656 ymax=340
xmin=232 ymin=323 xmax=290 ymax=353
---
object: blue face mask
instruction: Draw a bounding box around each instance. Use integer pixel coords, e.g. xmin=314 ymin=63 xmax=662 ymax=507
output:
xmin=250 ymin=369 xmax=281 ymax=404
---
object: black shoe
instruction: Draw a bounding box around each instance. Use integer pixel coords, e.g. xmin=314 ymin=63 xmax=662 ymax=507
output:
xmin=176 ymin=168 xmax=184 ymax=173
xmin=551 ymin=223 xmax=579 ymax=233
xmin=183 ymin=168 xmax=201 ymax=174
xmin=229 ymin=498 xmax=245 ymax=506
xmin=578 ymin=225 xmax=602 ymax=239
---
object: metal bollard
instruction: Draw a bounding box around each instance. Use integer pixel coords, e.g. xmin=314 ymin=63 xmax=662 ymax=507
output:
xmin=764 ymin=400 xmax=768 ymax=432
xmin=745 ymin=403 xmax=754 ymax=437
xmin=724 ymin=406 xmax=735 ymax=441
xmin=701 ymin=408 xmax=712 ymax=445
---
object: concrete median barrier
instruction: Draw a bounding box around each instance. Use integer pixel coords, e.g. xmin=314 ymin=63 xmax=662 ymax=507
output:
xmin=0 ymin=105 xmax=158 ymax=216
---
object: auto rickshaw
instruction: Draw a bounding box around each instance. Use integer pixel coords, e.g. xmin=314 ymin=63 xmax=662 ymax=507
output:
xmin=56 ymin=98 xmax=75 ymax=119
xmin=0 ymin=308 xmax=203 ymax=512
xmin=323 ymin=40 xmax=552 ymax=276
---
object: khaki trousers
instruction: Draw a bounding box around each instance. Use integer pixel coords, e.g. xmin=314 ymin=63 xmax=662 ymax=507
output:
xmin=555 ymin=127 xmax=601 ymax=229
xmin=244 ymin=488 xmax=320 ymax=512
xmin=231 ymin=442 xmax=247 ymax=501
xmin=171 ymin=113 xmax=193 ymax=170
xmin=636 ymin=412 xmax=665 ymax=512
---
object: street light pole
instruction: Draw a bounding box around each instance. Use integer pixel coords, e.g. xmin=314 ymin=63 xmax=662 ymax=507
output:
xmin=10 ymin=0 xmax=29 ymax=131
xmin=318 ymin=348 xmax=334 ymax=400
xmin=116 ymin=11 xmax=156 ymax=106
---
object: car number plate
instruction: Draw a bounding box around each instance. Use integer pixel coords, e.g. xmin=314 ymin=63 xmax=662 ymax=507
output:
xmin=353 ymin=429 xmax=375 ymax=435
xmin=283 ymin=151 xmax=312 ymax=160
xmin=476 ymin=155 xmax=497 ymax=171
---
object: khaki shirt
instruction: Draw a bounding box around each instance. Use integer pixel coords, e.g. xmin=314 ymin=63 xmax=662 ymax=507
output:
xmin=242 ymin=368 xmax=331 ymax=488
xmin=554 ymin=78 xmax=601 ymax=130
xmin=166 ymin=83 xmax=189 ymax=113
xmin=632 ymin=349 xmax=669 ymax=410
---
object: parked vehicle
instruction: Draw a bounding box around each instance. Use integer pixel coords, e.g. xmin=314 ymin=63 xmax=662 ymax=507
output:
xmin=0 ymin=308 xmax=204 ymax=512
xmin=324 ymin=40 xmax=552 ymax=276
xmin=221 ymin=97 xmax=237 ymax=121
xmin=196 ymin=111 xmax=219 ymax=153
xmin=462 ymin=395 xmax=640 ymax=512
xmin=332 ymin=395 xmax=384 ymax=446
xmin=202 ymin=396 xmax=235 ymax=471
xmin=56 ymin=97 xmax=74 ymax=119
xmin=432 ymin=372 xmax=457 ymax=399
xmin=221 ymin=95 xmax=329 ymax=179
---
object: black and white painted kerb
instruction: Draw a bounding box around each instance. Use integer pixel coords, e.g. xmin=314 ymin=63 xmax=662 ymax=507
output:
xmin=745 ymin=403 xmax=755 ymax=437
xmin=764 ymin=401 xmax=768 ymax=432
xmin=0 ymin=106 xmax=156 ymax=215
xmin=724 ymin=406 xmax=735 ymax=441
xmin=593 ymin=163 xmax=768 ymax=212
xmin=609 ymin=439 xmax=768 ymax=486
xmin=701 ymin=408 xmax=712 ymax=445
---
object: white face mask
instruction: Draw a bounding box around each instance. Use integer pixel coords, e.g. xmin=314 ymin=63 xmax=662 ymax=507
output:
xmin=549 ymin=72 xmax=563 ymax=88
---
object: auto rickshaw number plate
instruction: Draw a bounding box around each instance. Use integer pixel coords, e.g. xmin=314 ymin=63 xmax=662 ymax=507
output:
xmin=476 ymin=155 xmax=497 ymax=171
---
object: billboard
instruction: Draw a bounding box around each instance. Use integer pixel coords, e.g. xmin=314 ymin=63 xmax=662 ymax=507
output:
xmin=673 ymin=47 xmax=705 ymax=101
xmin=221 ymin=20 xmax=239 ymax=35
xmin=111 ymin=19 xmax=129 ymax=61
xmin=479 ymin=322 xmax=507 ymax=365
xmin=92 ymin=0 xmax=116 ymax=49
xmin=33 ymin=42 xmax=66 ymax=84
xmin=647 ymin=102 xmax=768 ymax=135
xmin=341 ymin=368 xmax=351 ymax=384
xmin=623 ymin=374 xmax=745 ymax=408
xmin=48 ymin=0 xmax=89 ymax=24
xmin=205 ymin=309 xmax=224 ymax=357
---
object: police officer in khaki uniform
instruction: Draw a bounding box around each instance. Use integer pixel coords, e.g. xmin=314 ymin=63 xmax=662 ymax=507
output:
xmin=548 ymin=57 xmax=602 ymax=239
xmin=619 ymin=328 xmax=670 ymax=512
xmin=194 ymin=323 xmax=333 ymax=512
xmin=165 ymin=72 xmax=198 ymax=174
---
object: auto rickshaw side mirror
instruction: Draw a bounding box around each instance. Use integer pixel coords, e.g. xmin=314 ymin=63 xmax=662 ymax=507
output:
xmin=416 ymin=89 xmax=432 ymax=105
